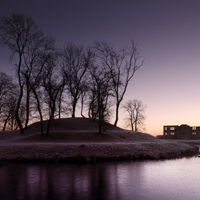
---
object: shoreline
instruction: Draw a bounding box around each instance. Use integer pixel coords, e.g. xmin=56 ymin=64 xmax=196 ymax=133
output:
xmin=0 ymin=118 xmax=199 ymax=164
xmin=0 ymin=141 xmax=198 ymax=164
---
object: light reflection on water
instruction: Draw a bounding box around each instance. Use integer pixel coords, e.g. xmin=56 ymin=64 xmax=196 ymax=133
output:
xmin=0 ymin=157 xmax=200 ymax=200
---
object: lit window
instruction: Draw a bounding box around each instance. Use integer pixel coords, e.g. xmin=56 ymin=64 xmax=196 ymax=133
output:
xmin=170 ymin=127 xmax=175 ymax=131
xmin=192 ymin=132 xmax=196 ymax=135
xmin=170 ymin=132 xmax=175 ymax=135
xmin=164 ymin=132 xmax=167 ymax=135
xmin=164 ymin=127 xmax=168 ymax=130
xmin=192 ymin=127 xmax=196 ymax=130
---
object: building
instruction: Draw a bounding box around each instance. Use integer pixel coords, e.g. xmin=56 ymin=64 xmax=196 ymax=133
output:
xmin=163 ymin=124 xmax=200 ymax=140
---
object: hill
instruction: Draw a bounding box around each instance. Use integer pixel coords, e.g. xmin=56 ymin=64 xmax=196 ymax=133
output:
xmin=28 ymin=117 xmax=123 ymax=132
xmin=2 ymin=117 xmax=155 ymax=143
xmin=0 ymin=118 xmax=198 ymax=163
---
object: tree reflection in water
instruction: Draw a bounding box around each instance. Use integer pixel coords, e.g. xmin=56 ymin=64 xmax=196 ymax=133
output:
xmin=0 ymin=158 xmax=200 ymax=200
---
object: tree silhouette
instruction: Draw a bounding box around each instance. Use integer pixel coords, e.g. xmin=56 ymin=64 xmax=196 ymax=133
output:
xmin=0 ymin=13 xmax=145 ymax=134
xmin=94 ymin=41 xmax=144 ymax=127
xmin=123 ymin=99 xmax=146 ymax=132
xmin=42 ymin=52 xmax=65 ymax=135
xmin=0 ymin=72 xmax=13 ymax=115
xmin=0 ymin=73 xmax=18 ymax=131
xmin=26 ymin=36 xmax=56 ymax=135
xmin=0 ymin=13 xmax=43 ymax=134
xmin=89 ymin=65 xmax=113 ymax=134
xmin=61 ymin=43 xmax=94 ymax=117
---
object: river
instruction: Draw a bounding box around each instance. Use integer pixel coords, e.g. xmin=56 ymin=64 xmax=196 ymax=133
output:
xmin=0 ymin=157 xmax=200 ymax=200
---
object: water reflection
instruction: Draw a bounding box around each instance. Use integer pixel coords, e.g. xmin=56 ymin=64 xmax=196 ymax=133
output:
xmin=0 ymin=157 xmax=200 ymax=200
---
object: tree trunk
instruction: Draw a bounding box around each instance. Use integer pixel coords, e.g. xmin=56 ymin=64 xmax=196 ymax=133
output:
xmin=131 ymin=123 xmax=133 ymax=131
xmin=3 ymin=116 xmax=9 ymax=131
xmin=114 ymin=102 xmax=120 ymax=126
xmin=97 ymin=88 xmax=102 ymax=134
xmin=15 ymin=85 xmax=24 ymax=134
xmin=58 ymin=101 xmax=61 ymax=119
xmin=32 ymin=89 xmax=44 ymax=135
xmin=81 ymin=96 xmax=85 ymax=118
xmin=72 ymin=98 xmax=77 ymax=118
xmin=135 ymin=121 xmax=137 ymax=131
xmin=88 ymin=99 xmax=94 ymax=118
xmin=24 ymin=85 xmax=30 ymax=129
xmin=46 ymin=103 xmax=55 ymax=135
xmin=15 ymin=53 xmax=24 ymax=134
xmin=130 ymin=117 xmax=133 ymax=131
xmin=58 ymin=87 xmax=64 ymax=119
xmin=98 ymin=105 xmax=102 ymax=134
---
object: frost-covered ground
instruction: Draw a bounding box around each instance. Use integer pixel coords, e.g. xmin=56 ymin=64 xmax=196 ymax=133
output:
xmin=0 ymin=118 xmax=198 ymax=163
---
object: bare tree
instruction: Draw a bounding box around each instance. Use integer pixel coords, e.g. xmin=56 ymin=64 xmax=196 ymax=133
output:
xmin=0 ymin=72 xmax=13 ymax=115
xmin=89 ymin=65 xmax=113 ymax=134
xmin=21 ymin=34 xmax=54 ymax=130
xmin=23 ymin=35 xmax=56 ymax=135
xmin=123 ymin=99 xmax=146 ymax=132
xmin=56 ymin=84 xmax=65 ymax=119
xmin=0 ymin=13 xmax=43 ymax=134
xmin=61 ymin=43 xmax=94 ymax=117
xmin=42 ymin=52 xmax=65 ymax=135
xmin=1 ymin=96 xmax=17 ymax=131
xmin=87 ymin=85 xmax=98 ymax=119
xmin=2 ymin=94 xmax=26 ymax=131
xmin=80 ymin=85 xmax=89 ymax=118
xmin=0 ymin=74 xmax=26 ymax=131
xmin=94 ymin=41 xmax=144 ymax=127
xmin=0 ymin=72 xmax=18 ymax=131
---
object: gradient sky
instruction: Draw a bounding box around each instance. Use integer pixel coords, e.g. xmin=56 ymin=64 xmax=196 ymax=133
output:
xmin=0 ymin=0 xmax=200 ymax=136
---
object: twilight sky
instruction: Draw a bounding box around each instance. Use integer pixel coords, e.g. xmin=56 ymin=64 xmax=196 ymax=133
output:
xmin=0 ymin=0 xmax=200 ymax=136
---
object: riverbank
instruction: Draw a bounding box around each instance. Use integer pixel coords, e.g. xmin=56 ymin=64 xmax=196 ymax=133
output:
xmin=0 ymin=141 xmax=198 ymax=163
xmin=0 ymin=118 xmax=198 ymax=163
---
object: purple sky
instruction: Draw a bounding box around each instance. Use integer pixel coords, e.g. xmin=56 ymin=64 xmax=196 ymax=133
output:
xmin=1 ymin=0 xmax=200 ymax=136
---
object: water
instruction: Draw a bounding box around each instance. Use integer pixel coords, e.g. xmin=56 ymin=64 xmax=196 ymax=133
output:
xmin=0 ymin=157 xmax=200 ymax=200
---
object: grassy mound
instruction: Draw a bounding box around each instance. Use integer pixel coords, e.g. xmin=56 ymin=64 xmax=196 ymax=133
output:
xmin=27 ymin=117 xmax=123 ymax=133
xmin=0 ymin=117 xmax=155 ymax=143
xmin=0 ymin=118 xmax=198 ymax=163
